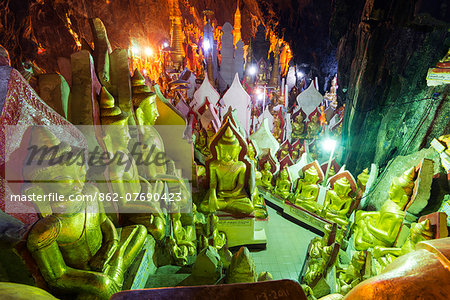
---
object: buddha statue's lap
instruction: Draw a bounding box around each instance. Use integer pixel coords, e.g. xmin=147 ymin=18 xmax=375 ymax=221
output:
xmin=23 ymin=127 xmax=146 ymax=299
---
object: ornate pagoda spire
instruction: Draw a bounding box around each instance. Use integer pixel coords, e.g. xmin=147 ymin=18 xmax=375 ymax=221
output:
xmin=232 ymin=0 xmax=242 ymax=47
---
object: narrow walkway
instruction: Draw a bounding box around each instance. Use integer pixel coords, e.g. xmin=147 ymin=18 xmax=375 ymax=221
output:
xmin=251 ymin=206 xmax=319 ymax=281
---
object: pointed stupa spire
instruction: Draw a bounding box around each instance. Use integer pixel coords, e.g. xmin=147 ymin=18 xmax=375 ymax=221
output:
xmin=233 ymin=0 xmax=242 ymax=47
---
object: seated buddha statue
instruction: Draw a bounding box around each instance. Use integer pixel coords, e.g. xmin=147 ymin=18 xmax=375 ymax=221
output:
xmin=303 ymin=244 xmax=333 ymax=285
xmin=320 ymin=173 xmax=355 ymax=227
xmin=169 ymin=212 xmax=196 ymax=266
xmin=273 ymin=168 xmax=292 ymax=199
xmin=272 ymin=118 xmax=283 ymax=143
xmin=353 ymin=200 xmax=406 ymax=251
xmin=291 ymin=115 xmax=305 ymax=140
xmin=290 ymin=163 xmax=322 ymax=213
xmin=100 ymin=87 xmax=166 ymax=241
xmin=200 ymin=127 xmax=254 ymax=216
xmin=337 ymin=251 xmax=366 ymax=295
xmin=23 ymin=127 xmax=146 ymax=299
xmin=372 ymin=218 xmax=433 ymax=274
xmin=259 ymin=161 xmax=274 ymax=190
xmin=357 ymin=168 xmax=369 ymax=193
xmin=306 ymin=114 xmax=321 ymax=139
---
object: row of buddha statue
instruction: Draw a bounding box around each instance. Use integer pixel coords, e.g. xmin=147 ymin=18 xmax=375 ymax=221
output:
xmin=258 ymin=160 xmax=369 ymax=228
xmin=300 ymin=162 xmax=448 ymax=298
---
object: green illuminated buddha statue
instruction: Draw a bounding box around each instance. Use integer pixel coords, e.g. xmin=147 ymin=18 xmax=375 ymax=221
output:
xmin=24 ymin=127 xmax=147 ymax=300
xmin=273 ymin=167 xmax=292 ymax=199
xmin=372 ymin=218 xmax=433 ymax=274
xmin=291 ymin=114 xmax=305 ymax=140
xmin=200 ymin=126 xmax=254 ymax=216
xmin=260 ymin=162 xmax=274 ymax=190
xmin=353 ymin=200 xmax=406 ymax=251
xmin=320 ymin=173 xmax=355 ymax=227
xmin=100 ymin=86 xmax=166 ymax=241
xmin=357 ymin=168 xmax=369 ymax=192
xmin=290 ymin=162 xmax=322 ymax=213
xmin=169 ymin=212 xmax=196 ymax=266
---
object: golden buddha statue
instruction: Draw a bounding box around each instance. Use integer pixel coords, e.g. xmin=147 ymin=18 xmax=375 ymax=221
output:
xmin=353 ymin=200 xmax=406 ymax=251
xmin=290 ymin=162 xmax=323 ymax=213
xmin=100 ymin=86 xmax=166 ymax=241
xmin=279 ymin=142 xmax=290 ymax=159
xmin=387 ymin=167 xmax=415 ymax=210
xmin=306 ymin=114 xmax=321 ymax=139
xmin=272 ymin=117 xmax=283 ymax=142
xmin=337 ymin=251 xmax=366 ymax=295
xmin=304 ymin=244 xmax=333 ymax=285
xmin=372 ymin=219 xmax=434 ymax=274
xmin=24 ymin=127 xmax=147 ymax=299
xmin=247 ymin=142 xmax=257 ymax=161
xmin=168 ymin=212 xmax=197 ymax=266
xmin=291 ymin=114 xmax=305 ymax=140
xmin=259 ymin=161 xmax=274 ymax=190
xmin=320 ymin=173 xmax=355 ymax=227
xmin=200 ymin=127 xmax=254 ymax=216
xmin=273 ymin=167 xmax=292 ymax=199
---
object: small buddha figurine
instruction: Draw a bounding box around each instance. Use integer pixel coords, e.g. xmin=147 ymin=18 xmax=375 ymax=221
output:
xmin=304 ymin=244 xmax=333 ymax=285
xmin=357 ymin=168 xmax=369 ymax=193
xmin=320 ymin=172 xmax=355 ymax=227
xmin=372 ymin=218 xmax=434 ymax=274
xmin=291 ymin=114 xmax=305 ymax=140
xmin=387 ymin=167 xmax=415 ymax=210
xmin=200 ymin=126 xmax=254 ymax=216
xmin=24 ymin=127 xmax=147 ymax=299
xmin=100 ymin=86 xmax=166 ymax=241
xmin=259 ymin=161 xmax=274 ymax=190
xmin=306 ymin=114 xmax=321 ymax=139
xmin=353 ymin=200 xmax=406 ymax=251
xmin=272 ymin=117 xmax=283 ymax=142
xmin=273 ymin=168 xmax=292 ymax=199
xmin=290 ymin=162 xmax=323 ymax=213
xmin=338 ymin=251 xmax=366 ymax=295
xmin=279 ymin=142 xmax=290 ymax=159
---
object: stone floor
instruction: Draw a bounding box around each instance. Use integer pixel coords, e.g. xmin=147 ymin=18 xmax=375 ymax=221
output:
xmin=250 ymin=206 xmax=319 ymax=281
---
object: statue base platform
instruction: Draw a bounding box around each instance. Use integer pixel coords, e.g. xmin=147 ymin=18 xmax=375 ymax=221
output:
xmin=217 ymin=212 xmax=267 ymax=249
xmin=258 ymin=186 xmax=285 ymax=211
xmin=283 ymin=201 xmax=332 ymax=234
xmin=123 ymin=235 xmax=157 ymax=290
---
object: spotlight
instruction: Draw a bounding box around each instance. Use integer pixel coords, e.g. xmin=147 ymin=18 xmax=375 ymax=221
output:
xmin=163 ymin=42 xmax=169 ymax=48
xmin=257 ymin=93 xmax=264 ymax=100
xmin=248 ymin=65 xmax=257 ymax=75
xmin=322 ymin=138 xmax=337 ymax=152
xmin=203 ymin=39 xmax=211 ymax=51
xmin=297 ymin=71 xmax=304 ymax=78
xmin=255 ymin=88 xmax=262 ymax=95
xmin=145 ymin=47 xmax=153 ymax=56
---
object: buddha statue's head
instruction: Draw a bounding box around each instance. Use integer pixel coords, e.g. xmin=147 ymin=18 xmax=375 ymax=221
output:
xmin=333 ymin=177 xmax=351 ymax=197
xmin=328 ymin=166 xmax=336 ymax=177
xmin=100 ymin=87 xmax=130 ymax=151
xmin=303 ymin=166 xmax=319 ymax=184
xmin=388 ymin=167 xmax=415 ymax=208
xmin=23 ymin=127 xmax=86 ymax=214
xmin=263 ymin=161 xmax=271 ymax=171
xmin=132 ymin=69 xmax=159 ymax=126
xmin=409 ymin=219 xmax=433 ymax=244
xmin=216 ymin=127 xmax=242 ymax=163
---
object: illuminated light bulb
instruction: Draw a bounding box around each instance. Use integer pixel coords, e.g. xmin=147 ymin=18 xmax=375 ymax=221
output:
xmin=145 ymin=47 xmax=153 ymax=56
xmin=297 ymin=71 xmax=304 ymax=78
xmin=163 ymin=42 xmax=169 ymax=48
xmin=322 ymin=138 xmax=337 ymax=152
xmin=143 ymin=69 xmax=147 ymax=75
xmin=255 ymin=88 xmax=262 ymax=95
xmin=248 ymin=65 xmax=257 ymax=75
xmin=203 ymin=39 xmax=211 ymax=51
xmin=257 ymin=93 xmax=264 ymax=100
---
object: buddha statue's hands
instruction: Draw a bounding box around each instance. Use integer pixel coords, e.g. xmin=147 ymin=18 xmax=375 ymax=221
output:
xmin=89 ymin=239 xmax=119 ymax=272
